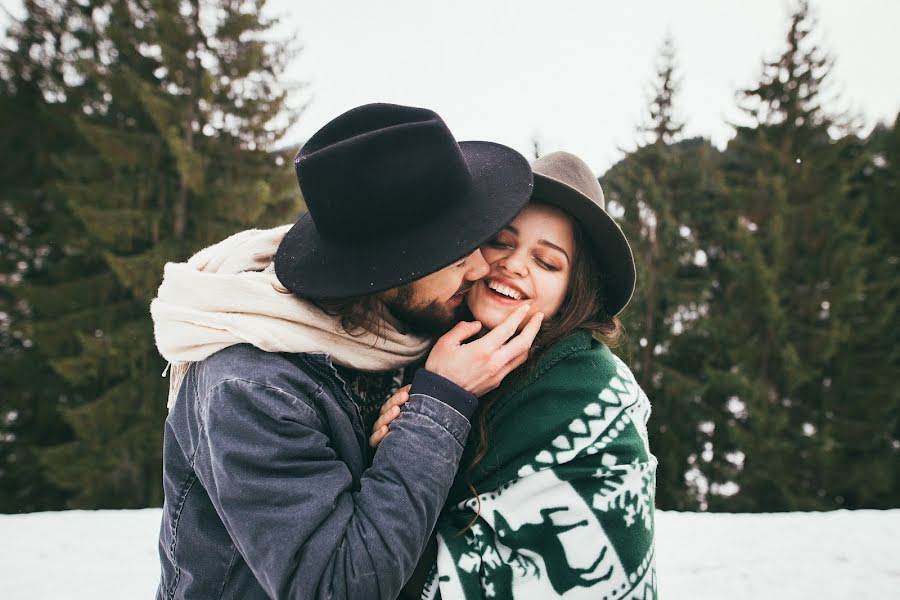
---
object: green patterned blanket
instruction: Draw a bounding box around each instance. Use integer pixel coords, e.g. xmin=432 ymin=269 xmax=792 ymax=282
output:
xmin=423 ymin=331 xmax=658 ymax=599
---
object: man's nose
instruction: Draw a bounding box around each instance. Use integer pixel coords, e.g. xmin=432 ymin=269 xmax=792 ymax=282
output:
xmin=465 ymin=249 xmax=490 ymax=280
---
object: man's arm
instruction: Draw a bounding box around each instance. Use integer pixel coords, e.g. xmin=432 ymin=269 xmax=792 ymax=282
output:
xmin=196 ymin=305 xmax=543 ymax=599
xmin=196 ymin=373 xmax=469 ymax=600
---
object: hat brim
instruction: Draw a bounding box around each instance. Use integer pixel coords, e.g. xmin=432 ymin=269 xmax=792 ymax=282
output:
xmin=532 ymin=173 xmax=636 ymax=316
xmin=275 ymin=141 xmax=533 ymax=299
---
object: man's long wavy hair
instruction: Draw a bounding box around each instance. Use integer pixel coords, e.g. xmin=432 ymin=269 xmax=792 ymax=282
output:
xmin=458 ymin=219 xmax=624 ymax=534
xmin=309 ymin=294 xmax=390 ymax=338
xmin=274 ymin=277 xmax=391 ymax=341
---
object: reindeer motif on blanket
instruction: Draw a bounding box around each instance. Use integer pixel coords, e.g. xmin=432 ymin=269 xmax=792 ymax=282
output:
xmin=493 ymin=507 xmax=614 ymax=596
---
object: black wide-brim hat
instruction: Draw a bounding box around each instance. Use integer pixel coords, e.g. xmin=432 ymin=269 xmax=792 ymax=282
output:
xmin=531 ymin=151 xmax=636 ymax=317
xmin=274 ymin=103 xmax=533 ymax=298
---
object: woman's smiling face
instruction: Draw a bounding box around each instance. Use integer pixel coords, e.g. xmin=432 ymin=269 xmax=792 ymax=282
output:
xmin=467 ymin=203 xmax=575 ymax=329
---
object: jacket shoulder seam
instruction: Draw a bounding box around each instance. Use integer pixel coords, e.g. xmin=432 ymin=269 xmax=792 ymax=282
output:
xmin=204 ymin=377 xmax=324 ymax=429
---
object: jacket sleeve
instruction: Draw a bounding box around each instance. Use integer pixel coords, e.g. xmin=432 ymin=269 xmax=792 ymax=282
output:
xmin=194 ymin=372 xmax=471 ymax=600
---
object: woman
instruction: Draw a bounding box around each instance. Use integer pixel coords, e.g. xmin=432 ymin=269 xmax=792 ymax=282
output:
xmin=372 ymin=152 xmax=657 ymax=600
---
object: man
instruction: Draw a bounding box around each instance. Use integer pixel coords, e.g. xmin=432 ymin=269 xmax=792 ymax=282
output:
xmin=153 ymin=103 xmax=539 ymax=599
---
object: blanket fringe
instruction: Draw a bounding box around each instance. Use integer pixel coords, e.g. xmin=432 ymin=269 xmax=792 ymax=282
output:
xmin=162 ymin=362 xmax=192 ymax=411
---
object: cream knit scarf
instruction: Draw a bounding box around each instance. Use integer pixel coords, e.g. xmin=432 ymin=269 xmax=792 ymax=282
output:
xmin=150 ymin=224 xmax=432 ymax=409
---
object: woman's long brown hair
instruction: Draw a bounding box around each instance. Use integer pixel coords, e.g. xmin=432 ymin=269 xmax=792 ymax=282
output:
xmin=457 ymin=217 xmax=624 ymax=535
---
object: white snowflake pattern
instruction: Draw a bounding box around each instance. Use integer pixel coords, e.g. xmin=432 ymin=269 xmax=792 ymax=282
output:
xmin=624 ymin=504 xmax=637 ymax=527
xmin=482 ymin=545 xmax=503 ymax=570
xmin=457 ymin=551 xmax=481 ymax=573
xmin=592 ymin=459 xmax=655 ymax=530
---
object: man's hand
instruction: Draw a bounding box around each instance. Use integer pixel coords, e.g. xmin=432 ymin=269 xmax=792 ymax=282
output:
xmin=424 ymin=304 xmax=543 ymax=397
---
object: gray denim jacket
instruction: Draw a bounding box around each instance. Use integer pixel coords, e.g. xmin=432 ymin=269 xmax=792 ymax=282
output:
xmin=156 ymin=344 xmax=473 ymax=600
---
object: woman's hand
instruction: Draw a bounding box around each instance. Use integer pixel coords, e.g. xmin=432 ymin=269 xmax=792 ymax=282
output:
xmin=369 ymin=384 xmax=411 ymax=448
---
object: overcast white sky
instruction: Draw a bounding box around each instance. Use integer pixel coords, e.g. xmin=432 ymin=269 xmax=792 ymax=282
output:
xmin=3 ymin=0 xmax=899 ymax=173
xmin=268 ymin=0 xmax=900 ymax=172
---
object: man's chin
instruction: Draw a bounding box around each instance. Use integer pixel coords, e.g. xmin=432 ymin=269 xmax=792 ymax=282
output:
xmin=388 ymin=301 xmax=459 ymax=338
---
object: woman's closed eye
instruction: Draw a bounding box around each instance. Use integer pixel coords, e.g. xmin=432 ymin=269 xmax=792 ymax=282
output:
xmin=535 ymin=256 xmax=561 ymax=271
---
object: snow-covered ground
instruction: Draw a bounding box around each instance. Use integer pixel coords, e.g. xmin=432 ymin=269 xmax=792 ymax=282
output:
xmin=1 ymin=508 xmax=898 ymax=599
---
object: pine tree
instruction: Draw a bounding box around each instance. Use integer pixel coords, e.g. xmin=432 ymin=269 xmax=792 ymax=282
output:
xmin=625 ymin=35 xmax=687 ymax=392
xmin=818 ymin=115 xmax=900 ymax=508
xmin=0 ymin=0 xmax=104 ymax=512
xmin=641 ymin=36 xmax=683 ymax=148
xmin=710 ymin=0 xmax=881 ymax=510
xmin=864 ymin=114 xmax=900 ymax=505
xmin=5 ymin=0 xmax=302 ymax=508
xmin=601 ymin=38 xmax=730 ymax=510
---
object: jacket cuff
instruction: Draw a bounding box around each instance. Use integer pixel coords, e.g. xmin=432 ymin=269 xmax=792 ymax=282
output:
xmin=409 ymin=369 xmax=477 ymax=420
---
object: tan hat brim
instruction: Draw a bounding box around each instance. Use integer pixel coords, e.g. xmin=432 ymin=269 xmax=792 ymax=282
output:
xmin=532 ymin=173 xmax=636 ymax=316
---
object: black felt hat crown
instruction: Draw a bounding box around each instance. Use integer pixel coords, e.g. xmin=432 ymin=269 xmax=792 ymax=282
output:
xmin=274 ymin=103 xmax=533 ymax=298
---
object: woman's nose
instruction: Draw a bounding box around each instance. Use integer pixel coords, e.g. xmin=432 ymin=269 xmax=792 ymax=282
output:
xmin=499 ymin=252 xmax=528 ymax=276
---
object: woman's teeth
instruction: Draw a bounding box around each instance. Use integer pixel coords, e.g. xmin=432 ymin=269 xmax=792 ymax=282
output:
xmin=488 ymin=281 xmax=523 ymax=300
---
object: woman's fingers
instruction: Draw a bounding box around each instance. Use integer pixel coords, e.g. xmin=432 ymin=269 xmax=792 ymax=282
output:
xmin=371 ymin=386 xmax=412 ymax=449
xmin=374 ymin=404 xmax=401 ymax=431
xmin=369 ymin=406 xmax=399 ymax=448
xmin=369 ymin=425 xmax=389 ymax=448
xmin=379 ymin=384 xmax=411 ymax=415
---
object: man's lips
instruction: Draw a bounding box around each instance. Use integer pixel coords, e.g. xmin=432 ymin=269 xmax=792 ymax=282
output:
xmin=451 ymin=284 xmax=473 ymax=299
xmin=448 ymin=287 xmax=470 ymax=305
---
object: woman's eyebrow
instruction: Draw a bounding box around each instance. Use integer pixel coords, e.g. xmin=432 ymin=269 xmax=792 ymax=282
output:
xmin=539 ymin=240 xmax=570 ymax=262
xmin=506 ymin=225 xmax=569 ymax=262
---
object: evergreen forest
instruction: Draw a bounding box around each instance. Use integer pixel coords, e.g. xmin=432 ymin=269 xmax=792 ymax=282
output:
xmin=1 ymin=0 xmax=897 ymax=513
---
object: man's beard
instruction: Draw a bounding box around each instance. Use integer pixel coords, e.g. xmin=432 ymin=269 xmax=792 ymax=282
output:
xmin=386 ymin=284 xmax=470 ymax=337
